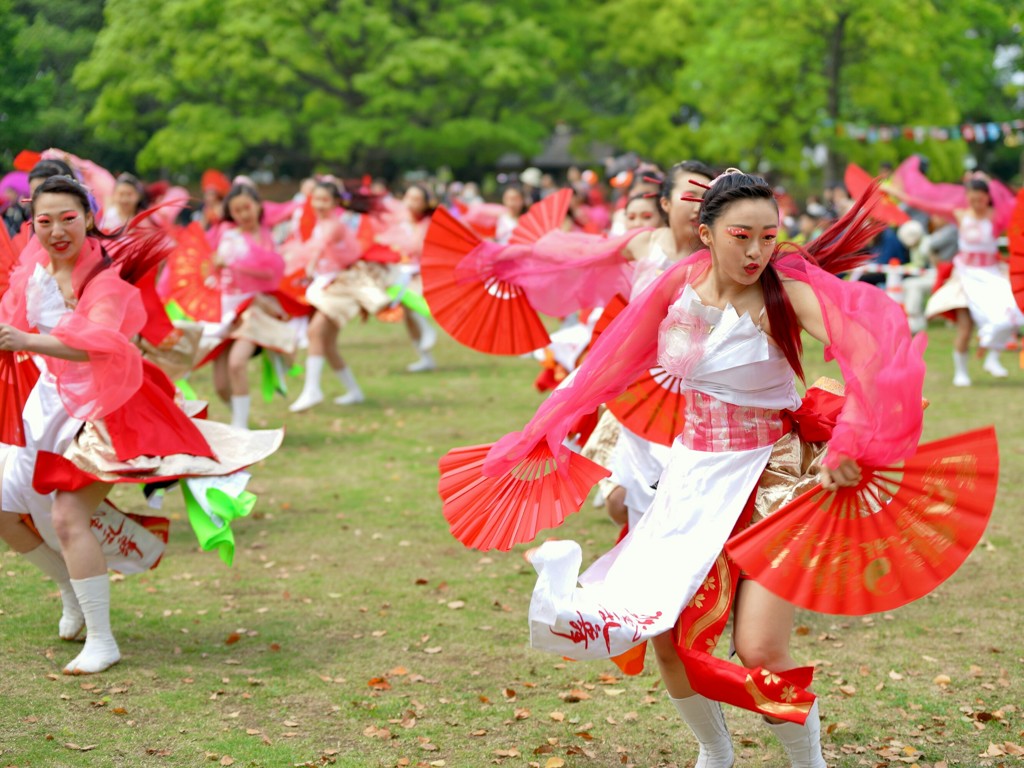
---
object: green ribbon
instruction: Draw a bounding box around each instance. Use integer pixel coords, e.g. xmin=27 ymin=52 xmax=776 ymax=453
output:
xmin=181 ymin=482 xmax=258 ymax=566
xmin=386 ymin=285 xmax=432 ymax=318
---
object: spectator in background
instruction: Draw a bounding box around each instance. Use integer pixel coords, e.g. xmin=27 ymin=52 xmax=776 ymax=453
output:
xmin=903 ymin=215 xmax=956 ymax=333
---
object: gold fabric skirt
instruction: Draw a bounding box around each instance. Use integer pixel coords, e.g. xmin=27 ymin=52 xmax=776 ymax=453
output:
xmin=306 ymin=263 xmax=391 ymax=326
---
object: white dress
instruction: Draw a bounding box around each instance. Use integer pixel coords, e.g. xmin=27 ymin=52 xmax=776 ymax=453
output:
xmin=925 ymin=213 xmax=1023 ymax=349
xmin=607 ymin=242 xmax=677 ymax=527
xmin=1 ymin=266 xmax=165 ymax=573
xmin=529 ymin=284 xmax=801 ymax=659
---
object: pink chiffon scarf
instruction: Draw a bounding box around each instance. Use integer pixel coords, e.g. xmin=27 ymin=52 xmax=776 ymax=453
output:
xmin=484 ymin=249 xmax=926 ymax=477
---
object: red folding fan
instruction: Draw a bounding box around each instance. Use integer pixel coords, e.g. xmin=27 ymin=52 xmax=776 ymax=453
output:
xmin=0 ymin=351 xmax=40 ymax=446
xmin=421 ymin=208 xmax=550 ymax=355
xmin=1006 ymin=189 xmax=1024 ymax=313
xmin=167 ymin=222 xmax=221 ymax=322
xmin=509 ymin=188 xmax=572 ymax=245
xmin=726 ymin=427 xmax=998 ymax=615
xmin=0 ymin=224 xmax=20 ymax=297
xmin=13 ymin=150 xmax=42 ymax=173
xmin=438 ymin=442 xmax=611 ymax=551
xmin=590 ymin=293 xmax=685 ymax=446
xmin=844 ymin=164 xmax=909 ymax=226
xmin=298 ymin=197 xmax=316 ymax=242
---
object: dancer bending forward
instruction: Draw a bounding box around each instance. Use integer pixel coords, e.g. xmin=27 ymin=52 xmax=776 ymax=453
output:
xmin=463 ymin=171 xmax=926 ymax=767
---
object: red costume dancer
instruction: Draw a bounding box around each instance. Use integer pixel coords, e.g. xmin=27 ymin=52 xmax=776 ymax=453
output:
xmin=438 ymin=172 xmax=996 ymax=767
xmin=287 ymin=179 xmax=390 ymax=411
xmin=199 ymin=182 xmax=293 ymax=428
xmin=0 ymin=176 xmax=282 ymax=674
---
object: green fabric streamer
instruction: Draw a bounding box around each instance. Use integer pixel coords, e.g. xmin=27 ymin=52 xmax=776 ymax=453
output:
xmin=165 ymin=299 xmax=189 ymax=322
xmin=386 ymin=285 xmax=432 ymax=318
xmin=181 ymin=481 xmax=258 ymax=566
xmin=175 ymin=378 xmax=198 ymax=401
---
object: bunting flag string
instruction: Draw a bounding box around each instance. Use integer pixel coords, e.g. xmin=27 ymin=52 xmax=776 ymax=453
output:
xmin=825 ymin=118 xmax=1024 ymax=147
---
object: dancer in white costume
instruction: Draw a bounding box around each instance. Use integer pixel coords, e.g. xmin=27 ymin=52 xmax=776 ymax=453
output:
xmin=0 ymin=177 xmax=282 ymax=674
xmin=468 ymin=172 xmax=926 ymax=767
xmin=603 ymin=162 xmax=713 ymax=530
xmin=924 ymin=178 xmax=1023 ymax=386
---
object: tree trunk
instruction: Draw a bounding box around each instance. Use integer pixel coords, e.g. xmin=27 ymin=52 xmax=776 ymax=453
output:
xmin=824 ymin=9 xmax=850 ymax=186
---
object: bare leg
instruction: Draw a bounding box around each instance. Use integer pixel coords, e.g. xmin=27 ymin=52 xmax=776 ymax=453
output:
xmin=227 ymin=339 xmax=258 ymax=397
xmin=733 ymin=579 xmax=825 ymax=767
xmin=212 ymin=352 xmax=231 ymax=403
xmin=652 ymin=629 xmax=695 ymax=698
xmin=0 ymin=510 xmax=45 ymax=553
xmin=605 ymin=485 xmax=628 ymax=527
xmin=953 ymin=308 xmax=973 ymax=354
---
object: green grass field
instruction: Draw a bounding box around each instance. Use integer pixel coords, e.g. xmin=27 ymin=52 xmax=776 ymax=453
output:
xmin=0 ymin=317 xmax=1021 ymax=768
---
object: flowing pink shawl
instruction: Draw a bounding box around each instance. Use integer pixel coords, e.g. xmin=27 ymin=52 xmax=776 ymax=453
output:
xmin=0 ymin=238 xmax=145 ymax=420
xmin=456 ymin=229 xmax=644 ymax=317
xmin=894 ymin=156 xmax=1016 ymax=234
xmin=483 ymin=249 xmax=926 ymax=476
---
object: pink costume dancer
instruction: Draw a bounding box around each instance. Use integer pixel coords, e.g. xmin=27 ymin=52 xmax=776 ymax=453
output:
xmin=894 ymin=156 xmax=1021 ymax=385
xmin=201 ymin=183 xmax=291 ymax=428
xmin=0 ymin=176 xmax=282 ymax=674
xmin=374 ymin=185 xmax=438 ymax=372
xmin=449 ymin=173 xmax=925 ymax=767
xmin=288 ymin=180 xmax=389 ymax=411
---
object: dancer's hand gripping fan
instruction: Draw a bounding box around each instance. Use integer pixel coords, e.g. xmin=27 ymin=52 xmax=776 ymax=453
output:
xmin=726 ymin=427 xmax=998 ymax=615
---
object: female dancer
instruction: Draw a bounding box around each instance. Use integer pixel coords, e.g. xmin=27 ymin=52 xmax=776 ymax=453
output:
xmin=495 ymin=185 xmax=528 ymax=244
xmin=376 ymin=184 xmax=438 ymax=372
xmin=204 ymin=183 xmax=288 ymax=428
xmin=453 ymin=171 xmax=925 ymax=767
xmin=898 ymin=165 xmax=1022 ymax=385
xmin=99 ymin=173 xmax=146 ymax=231
xmin=601 ymin=161 xmax=714 ymax=529
xmin=288 ymin=180 xmax=390 ymax=411
xmin=0 ymin=176 xmax=281 ymax=674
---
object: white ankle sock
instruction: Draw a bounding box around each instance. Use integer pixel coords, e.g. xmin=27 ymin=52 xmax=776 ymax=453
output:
xmin=289 ymin=356 xmax=325 ymax=412
xmin=983 ymin=349 xmax=1008 ymax=376
xmin=953 ymin=351 xmax=971 ymax=386
xmin=411 ymin=313 xmax=437 ymax=352
xmin=334 ymin=366 xmax=361 ymax=396
xmin=230 ymin=395 xmax=251 ymax=429
xmin=670 ymin=694 xmax=734 ymax=768
xmin=763 ymin=700 xmax=826 ymax=768
xmin=22 ymin=544 xmax=84 ymax=640
xmin=64 ymin=575 xmax=121 ymax=675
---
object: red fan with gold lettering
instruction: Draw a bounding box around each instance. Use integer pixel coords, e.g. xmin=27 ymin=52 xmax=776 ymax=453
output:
xmin=726 ymin=427 xmax=998 ymax=615
xmin=167 ymin=222 xmax=221 ymax=322
xmin=0 ymin=351 xmax=40 ymax=446
xmin=1006 ymin=189 xmax=1024 ymax=313
xmin=438 ymin=442 xmax=610 ymax=551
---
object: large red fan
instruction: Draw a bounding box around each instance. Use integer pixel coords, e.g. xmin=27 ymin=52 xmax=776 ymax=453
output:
xmin=421 ymin=208 xmax=551 ymax=355
xmin=0 ymin=351 xmax=40 ymax=446
xmin=844 ymin=164 xmax=909 ymax=226
xmin=1006 ymin=189 xmax=1024 ymax=313
xmin=509 ymin=188 xmax=572 ymax=246
xmin=726 ymin=427 xmax=998 ymax=615
xmin=0 ymin=224 xmax=20 ymax=297
xmin=606 ymin=367 xmax=686 ymax=447
xmin=167 ymin=222 xmax=221 ymax=322
xmin=590 ymin=293 xmax=685 ymax=446
xmin=438 ymin=442 xmax=610 ymax=551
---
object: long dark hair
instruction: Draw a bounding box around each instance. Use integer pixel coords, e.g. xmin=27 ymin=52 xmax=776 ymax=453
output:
xmin=222 ymin=182 xmax=263 ymax=225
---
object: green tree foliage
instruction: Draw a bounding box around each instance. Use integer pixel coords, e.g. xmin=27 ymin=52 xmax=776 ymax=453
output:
xmin=3 ymin=1 xmax=135 ymax=170
xmin=0 ymin=0 xmax=48 ymax=155
xmin=589 ymin=0 xmax=1020 ymax=184
xmin=77 ymin=0 xmax=582 ymax=176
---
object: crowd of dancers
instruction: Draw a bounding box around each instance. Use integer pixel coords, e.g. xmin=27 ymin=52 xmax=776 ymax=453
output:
xmin=0 ymin=146 xmax=1020 ymax=767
